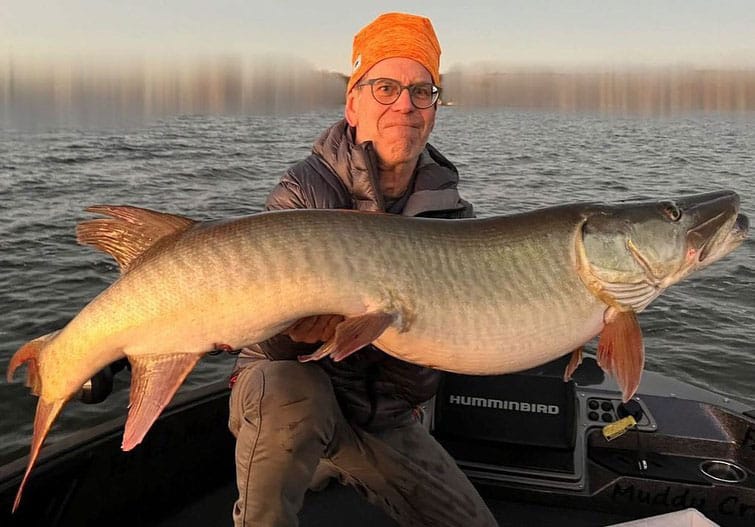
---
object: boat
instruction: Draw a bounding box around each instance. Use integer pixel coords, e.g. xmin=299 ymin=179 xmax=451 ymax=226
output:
xmin=1 ymin=354 xmax=753 ymax=526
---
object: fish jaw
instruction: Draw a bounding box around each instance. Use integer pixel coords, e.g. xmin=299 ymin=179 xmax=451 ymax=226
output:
xmin=657 ymin=192 xmax=748 ymax=287
xmin=684 ymin=210 xmax=748 ymax=278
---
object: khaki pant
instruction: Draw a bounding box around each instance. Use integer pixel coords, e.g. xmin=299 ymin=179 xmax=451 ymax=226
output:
xmin=228 ymin=360 xmax=498 ymax=527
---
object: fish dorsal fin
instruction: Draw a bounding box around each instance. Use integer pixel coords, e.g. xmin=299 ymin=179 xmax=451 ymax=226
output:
xmin=122 ymin=353 xmax=201 ymax=451
xmin=597 ymin=308 xmax=645 ymax=402
xmin=76 ymin=205 xmax=196 ymax=273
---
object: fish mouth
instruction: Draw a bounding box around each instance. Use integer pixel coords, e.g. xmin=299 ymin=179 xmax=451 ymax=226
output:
xmin=683 ymin=191 xmax=747 ymax=267
xmin=700 ymin=212 xmax=749 ymax=263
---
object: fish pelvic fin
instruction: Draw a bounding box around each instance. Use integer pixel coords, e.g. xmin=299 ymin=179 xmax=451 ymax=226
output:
xmin=298 ymin=312 xmax=397 ymax=363
xmin=597 ymin=309 xmax=645 ymax=402
xmin=13 ymin=397 xmax=66 ymax=512
xmin=76 ymin=205 xmax=196 ymax=272
xmin=7 ymin=331 xmax=60 ymax=395
xmin=563 ymin=347 xmax=584 ymax=382
xmin=122 ymin=353 xmax=201 ymax=451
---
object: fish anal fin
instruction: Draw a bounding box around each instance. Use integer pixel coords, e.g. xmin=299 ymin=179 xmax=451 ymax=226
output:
xmin=7 ymin=331 xmax=60 ymax=394
xmin=298 ymin=312 xmax=396 ymax=363
xmin=122 ymin=353 xmax=201 ymax=451
xmin=563 ymin=347 xmax=583 ymax=382
xmin=76 ymin=205 xmax=196 ymax=273
xmin=13 ymin=398 xmax=66 ymax=512
xmin=597 ymin=309 xmax=645 ymax=402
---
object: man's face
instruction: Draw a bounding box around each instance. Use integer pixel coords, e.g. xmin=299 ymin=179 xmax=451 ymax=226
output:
xmin=346 ymin=57 xmax=437 ymax=170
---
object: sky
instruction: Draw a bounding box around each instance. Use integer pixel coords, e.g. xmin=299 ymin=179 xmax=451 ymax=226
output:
xmin=2 ymin=0 xmax=754 ymax=72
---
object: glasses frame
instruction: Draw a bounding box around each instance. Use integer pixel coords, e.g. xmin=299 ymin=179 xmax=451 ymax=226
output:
xmin=355 ymin=78 xmax=441 ymax=109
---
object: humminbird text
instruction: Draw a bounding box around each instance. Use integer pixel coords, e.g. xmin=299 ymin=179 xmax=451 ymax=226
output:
xmin=448 ymin=395 xmax=560 ymax=414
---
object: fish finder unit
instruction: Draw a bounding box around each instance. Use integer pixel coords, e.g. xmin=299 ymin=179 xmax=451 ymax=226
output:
xmin=433 ymin=372 xmax=577 ymax=450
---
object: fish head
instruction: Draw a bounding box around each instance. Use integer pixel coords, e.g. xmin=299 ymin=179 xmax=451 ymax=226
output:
xmin=579 ymin=190 xmax=748 ymax=311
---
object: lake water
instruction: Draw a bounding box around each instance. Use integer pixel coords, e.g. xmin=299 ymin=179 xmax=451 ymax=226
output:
xmin=0 ymin=107 xmax=753 ymax=464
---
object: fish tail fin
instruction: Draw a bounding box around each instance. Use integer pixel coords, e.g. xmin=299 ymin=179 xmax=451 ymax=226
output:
xmin=7 ymin=331 xmax=60 ymax=395
xmin=13 ymin=398 xmax=65 ymax=512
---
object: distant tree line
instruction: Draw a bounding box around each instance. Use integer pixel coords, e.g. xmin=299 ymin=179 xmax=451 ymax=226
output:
xmin=1 ymin=57 xmax=753 ymax=127
xmin=0 ymin=57 xmax=347 ymax=127
xmin=440 ymin=68 xmax=755 ymax=115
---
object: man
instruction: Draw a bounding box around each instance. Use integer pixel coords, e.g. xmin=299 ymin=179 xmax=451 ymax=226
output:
xmin=228 ymin=13 xmax=499 ymax=527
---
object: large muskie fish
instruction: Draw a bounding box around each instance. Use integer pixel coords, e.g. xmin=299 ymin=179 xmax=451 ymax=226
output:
xmin=7 ymin=190 xmax=749 ymax=510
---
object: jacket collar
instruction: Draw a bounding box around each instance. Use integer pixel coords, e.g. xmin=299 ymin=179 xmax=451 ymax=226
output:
xmin=312 ymin=119 xmax=465 ymax=216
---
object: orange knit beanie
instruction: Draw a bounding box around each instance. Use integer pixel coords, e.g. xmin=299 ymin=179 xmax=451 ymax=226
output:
xmin=347 ymin=12 xmax=441 ymax=93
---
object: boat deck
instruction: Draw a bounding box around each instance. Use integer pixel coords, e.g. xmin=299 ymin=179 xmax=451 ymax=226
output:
xmin=151 ymin=476 xmax=635 ymax=527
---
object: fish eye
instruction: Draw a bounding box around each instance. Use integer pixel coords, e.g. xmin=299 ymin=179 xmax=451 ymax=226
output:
xmin=662 ymin=201 xmax=682 ymax=222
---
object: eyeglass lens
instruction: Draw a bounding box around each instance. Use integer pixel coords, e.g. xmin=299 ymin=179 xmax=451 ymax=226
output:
xmin=368 ymin=79 xmax=438 ymax=108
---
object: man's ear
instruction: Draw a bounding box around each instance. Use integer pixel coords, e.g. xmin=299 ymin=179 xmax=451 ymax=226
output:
xmin=345 ymin=90 xmax=359 ymax=127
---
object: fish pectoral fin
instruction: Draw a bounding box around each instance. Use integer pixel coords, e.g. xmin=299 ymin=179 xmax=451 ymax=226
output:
xmin=563 ymin=347 xmax=584 ymax=382
xmin=597 ymin=309 xmax=645 ymax=402
xmin=13 ymin=397 xmax=66 ymax=512
xmin=298 ymin=312 xmax=396 ymax=363
xmin=122 ymin=353 xmax=201 ymax=451
xmin=77 ymin=205 xmax=196 ymax=272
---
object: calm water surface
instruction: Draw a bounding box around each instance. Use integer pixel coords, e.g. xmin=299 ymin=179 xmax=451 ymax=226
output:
xmin=1 ymin=108 xmax=753 ymax=463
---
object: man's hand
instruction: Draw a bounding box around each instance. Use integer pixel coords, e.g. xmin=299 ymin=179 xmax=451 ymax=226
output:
xmin=284 ymin=315 xmax=344 ymax=344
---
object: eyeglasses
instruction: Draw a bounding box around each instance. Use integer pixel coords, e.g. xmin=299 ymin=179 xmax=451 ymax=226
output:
xmin=355 ymin=78 xmax=441 ymax=109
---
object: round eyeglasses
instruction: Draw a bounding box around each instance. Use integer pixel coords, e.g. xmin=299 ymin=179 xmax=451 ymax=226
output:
xmin=355 ymin=78 xmax=441 ymax=109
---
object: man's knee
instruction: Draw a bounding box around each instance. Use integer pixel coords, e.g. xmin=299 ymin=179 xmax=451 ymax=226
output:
xmin=230 ymin=361 xmax=336 ymax=442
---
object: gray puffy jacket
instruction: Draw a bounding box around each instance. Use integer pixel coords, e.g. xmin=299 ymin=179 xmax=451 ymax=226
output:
xmin=241 ymin=119 xmax=473 ymax=430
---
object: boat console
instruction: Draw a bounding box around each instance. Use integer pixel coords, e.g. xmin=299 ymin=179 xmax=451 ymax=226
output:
xmin=431 ymin=356 xmax=755 ymax=526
